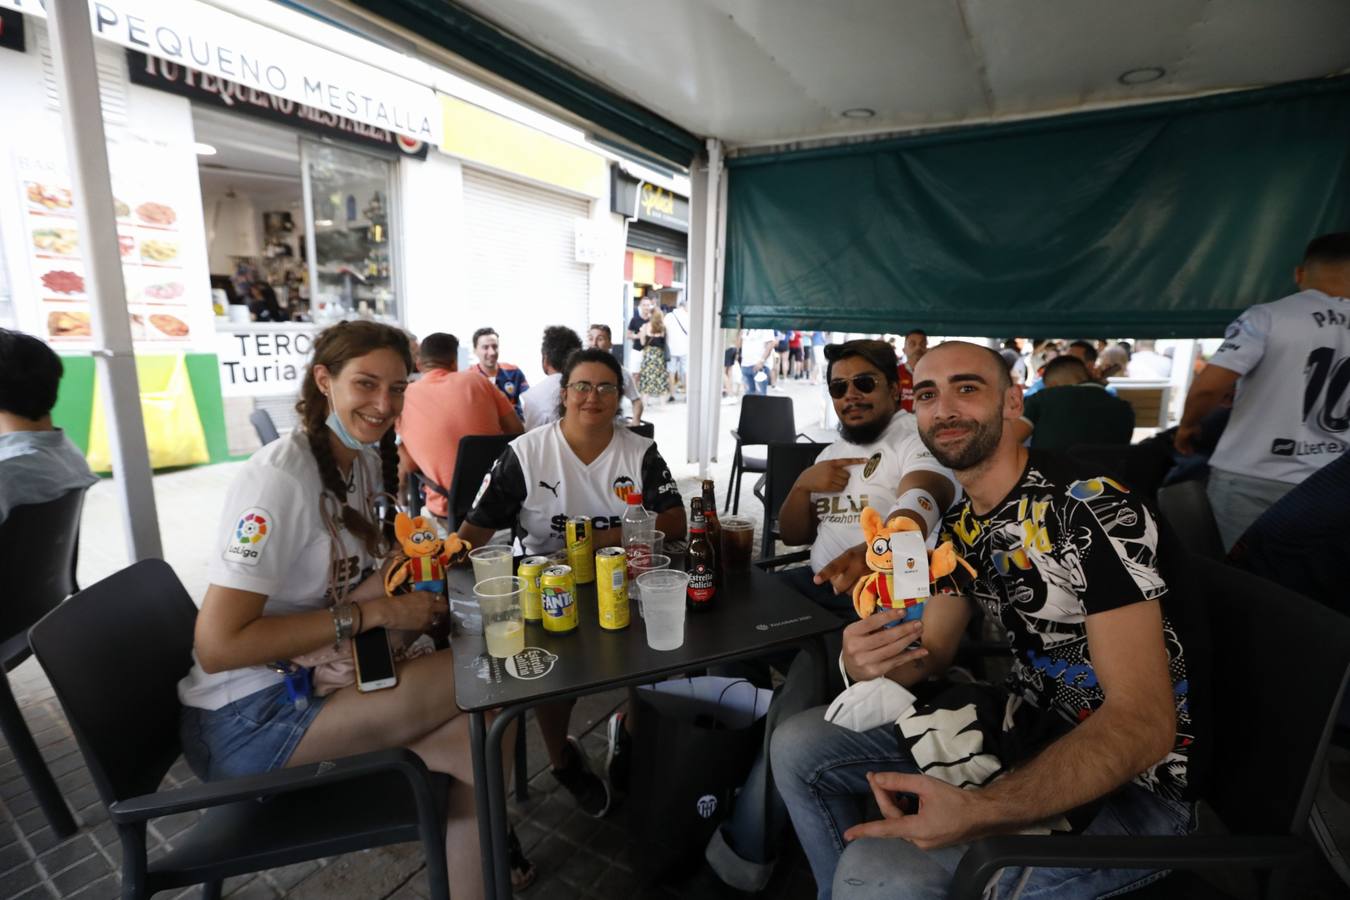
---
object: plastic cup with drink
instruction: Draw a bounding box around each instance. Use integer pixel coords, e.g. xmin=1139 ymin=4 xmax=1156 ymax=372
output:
xmin=637 ymin=569 xmax=689 ymax=651
xmin=720 ymin=516 xmax=755 ymax=572
xmin=629 ymin=553 xmax=671 ymax=617
xmin=469 ymin=545 xmax=513 ymax=584
xmin=475 ymin=576 xmax=526 ymax=658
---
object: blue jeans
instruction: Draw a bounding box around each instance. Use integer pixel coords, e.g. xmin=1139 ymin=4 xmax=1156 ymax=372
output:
xmin=771 ymin=708 xmax=1194 ymax=900
xmin=742 ymin=365 xmax=768 ymax=394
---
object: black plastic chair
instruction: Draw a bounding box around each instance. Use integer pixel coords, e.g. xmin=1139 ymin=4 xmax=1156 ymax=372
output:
xmin=946 ymin=555 xmax=1350 ymax=898
xmin=28 ymin=559 xmax=451 ymax=900
xmin=0 ymin=488 xmax=88 ymax=837
xmin=724 ymin=395 xmax=810 ymax=515
xmin=628 ymin=421 xmax=655 ymax=439
xmin=249 ymin=409 xmax=279 ymax=446
xmin=752 ymin=441 xmax=827 ymax=559
xmin=1156 ymin=480 xmax=1226 ymax=561
xmin=436 ymin=433 xmax=514 ymax=531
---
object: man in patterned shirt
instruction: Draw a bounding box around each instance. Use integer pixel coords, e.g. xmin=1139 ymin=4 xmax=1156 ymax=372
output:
xmin=772 ymin=341 xmax=1195 ymax=900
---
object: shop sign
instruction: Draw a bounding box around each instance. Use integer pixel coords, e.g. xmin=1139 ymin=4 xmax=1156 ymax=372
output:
xmin=0 ymin=0 xmax=441 ymax=145
xmin=610 ymin=166 xmax=689 ymax=233
xmin=215 ymin=326 xmax=315 ymax=397
xmin=127 ymin=52 xmax=427 ymax=159
xmin=0 ymin=9 xmax=23 ymax=53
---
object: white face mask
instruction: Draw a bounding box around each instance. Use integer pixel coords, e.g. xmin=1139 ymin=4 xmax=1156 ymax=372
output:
xmin=326 ymin=410 xmax=379 ymax=451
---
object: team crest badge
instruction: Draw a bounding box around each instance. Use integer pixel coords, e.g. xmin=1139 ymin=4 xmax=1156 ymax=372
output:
xmin=613 ymin=476 xmax=636 ymax=501
xmin=862 ymin=452 xmax=882 ymax=480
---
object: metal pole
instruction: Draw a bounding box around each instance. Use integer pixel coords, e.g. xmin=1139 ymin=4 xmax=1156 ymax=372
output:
xmin=687 ymin=138 xmax=725 ymax=475
xmin=47 ymin=0 xmax=162 ymax=561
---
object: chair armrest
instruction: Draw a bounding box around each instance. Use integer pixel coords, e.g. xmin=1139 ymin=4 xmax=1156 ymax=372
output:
xmin=795 ymin=433 xmax=814 ymax=442
xmin=755 ymin=549 xmax=810 ymax=571
xmin=730 ymin=429 xmax=741 ymax=442
xmin=947 ymin=834 xmax=1312 ymax=899
xmin=109 ymin=748 xmax=432 ymax=824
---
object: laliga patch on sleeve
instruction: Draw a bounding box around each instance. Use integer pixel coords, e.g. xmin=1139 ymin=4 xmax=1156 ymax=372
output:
xmin=224 ymin=507 xmax=273 ymax=566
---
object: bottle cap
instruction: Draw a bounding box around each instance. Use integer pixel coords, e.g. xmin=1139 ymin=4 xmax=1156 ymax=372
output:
xmin=626 ymin=492 xmax=643 ymax=505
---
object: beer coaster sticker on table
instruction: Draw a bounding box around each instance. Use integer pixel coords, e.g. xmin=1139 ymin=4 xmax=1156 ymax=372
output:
xmin=506 ymin=648 xmax=558 ymax=681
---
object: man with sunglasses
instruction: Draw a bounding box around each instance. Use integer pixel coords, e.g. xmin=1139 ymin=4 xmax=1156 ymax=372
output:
xmin=772 ymin=341 xmax=1196 ymax=900
xmin=776 ymin=340 xmax=959 ymax=615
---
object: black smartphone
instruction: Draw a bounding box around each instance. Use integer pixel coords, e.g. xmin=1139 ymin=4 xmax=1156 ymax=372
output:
xmin=353 ymin=627 xmax=398 ymax=692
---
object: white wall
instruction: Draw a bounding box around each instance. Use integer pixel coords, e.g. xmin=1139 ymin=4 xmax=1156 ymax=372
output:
xmin=398 ymin=151 xmax=466 ymax=346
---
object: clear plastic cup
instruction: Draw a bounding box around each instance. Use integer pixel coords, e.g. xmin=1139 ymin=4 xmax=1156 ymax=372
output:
xmin=629 ymin=553 xmax=671 ymax=617
xmin=474 ymin=576 xmax=525 ymax=659
xmin=469 ymin=545 xmax=513 ymax=584
xmin=720 ymin=517 xmax=755 ymax=571
xmin=649 ymin=529 xmax=666 ymax=557
xmin=637 ymin=569 xmax=688 ymax=651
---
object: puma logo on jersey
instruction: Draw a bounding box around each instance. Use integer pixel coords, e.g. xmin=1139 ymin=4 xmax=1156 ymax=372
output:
xmin=540 ymin=480 xmax=560 ymax=497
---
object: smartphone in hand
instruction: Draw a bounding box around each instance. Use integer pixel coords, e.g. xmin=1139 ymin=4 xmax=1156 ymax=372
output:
xmin=353 ymin=627 xmax=398 ymax=692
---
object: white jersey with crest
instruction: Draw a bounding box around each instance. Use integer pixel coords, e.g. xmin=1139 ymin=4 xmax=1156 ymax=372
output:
xmin=1208 ymin=289 xmax=1350 ymax=484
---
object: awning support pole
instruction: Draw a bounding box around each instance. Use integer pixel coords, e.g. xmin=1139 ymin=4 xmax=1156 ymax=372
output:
xmin=47 ymin=0 xmax=162 ymax=561
xmin=687 ymin=138 xmax=725 ymax=477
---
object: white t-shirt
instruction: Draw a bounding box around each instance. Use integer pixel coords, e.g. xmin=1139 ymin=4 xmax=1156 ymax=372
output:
xmin=741 ymin=330 xmax=776 ymax=365
xmin=522 ymin=372 xmax=563 ymax=431
xmin=178 ymin=430 xmax=382 ymax=710
xmin=466 ymin=422 xmax=682 ymax=555
xmin=808 ymin=412 xmax=958 ymax=573
xmin=1127 ymin=350 xmax=1172 ymax=380
xmin=1208 ymin=289 xmax=1350 ymax=484
xmin=665 ymin=307 xmax=690 ymax=358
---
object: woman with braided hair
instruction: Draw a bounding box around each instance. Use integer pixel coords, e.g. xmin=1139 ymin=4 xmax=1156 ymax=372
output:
xmin=178 ymin=320 xmax=530 ymax=896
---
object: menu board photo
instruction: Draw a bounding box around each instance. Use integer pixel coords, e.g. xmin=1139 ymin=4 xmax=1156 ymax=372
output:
xmin=15 ymin=148 xmax=201 ymax=347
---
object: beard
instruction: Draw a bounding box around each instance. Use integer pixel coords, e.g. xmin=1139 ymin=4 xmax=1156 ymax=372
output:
xmin=921 ymin=410 xmax=1004 ymax=471
xmin=837 ymin=412 xmax=892 ymax=446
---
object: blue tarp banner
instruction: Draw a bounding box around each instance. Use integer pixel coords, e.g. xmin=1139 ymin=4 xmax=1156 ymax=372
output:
xmin=724 ymin=79 xmax=1350 ymax=337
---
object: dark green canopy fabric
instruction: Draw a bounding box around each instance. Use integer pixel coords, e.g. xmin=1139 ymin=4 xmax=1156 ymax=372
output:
xmin=723 ymin=78 xmax=1350 ymax=337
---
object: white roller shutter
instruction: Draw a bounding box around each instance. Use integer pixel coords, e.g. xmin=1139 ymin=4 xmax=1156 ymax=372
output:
xmin=462 ymin=168 xmax=590 ymax=384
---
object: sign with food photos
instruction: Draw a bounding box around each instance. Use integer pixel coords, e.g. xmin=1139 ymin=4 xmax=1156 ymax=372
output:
xmin=13 ymin=142 xmax=206 ymax=348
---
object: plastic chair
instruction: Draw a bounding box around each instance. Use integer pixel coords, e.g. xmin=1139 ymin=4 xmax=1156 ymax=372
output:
xmin=249 ymin=408 xmax=280 ymax=446
xmin=1156 ymin=480 xmax=1226 ymax=561
xmin=753 ymin=441 xmax=827 ymax=559
xmin=28 ymin=559 xmax=451 ymax=900
xmin=946 ymin=555 xmax=1350 ymax=898
xmin=0 ymin=488 xmax=88 ymax=837
xmin=444 ymin=433 xmax=515 ymax=530
xmin=724 ymin=395 xmax=810 ymax=514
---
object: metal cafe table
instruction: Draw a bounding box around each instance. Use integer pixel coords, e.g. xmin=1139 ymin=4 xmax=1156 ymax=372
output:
xmin=447 ymin=563 xmax=839 ymax=900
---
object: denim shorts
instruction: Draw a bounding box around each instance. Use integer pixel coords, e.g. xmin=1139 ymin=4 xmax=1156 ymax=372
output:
xmin=180 ymin=681 xmax=326 ymax=781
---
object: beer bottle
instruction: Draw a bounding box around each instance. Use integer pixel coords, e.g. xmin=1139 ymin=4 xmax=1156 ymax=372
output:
xmin=686 ymin=498 xmax=717 ymax=611
xmin=700 ymin=479 xmax=721 ymax=575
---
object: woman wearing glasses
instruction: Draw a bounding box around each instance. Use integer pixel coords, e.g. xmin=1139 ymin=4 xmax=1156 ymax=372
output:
xmin=455 ymin=348 xmax=687 ymax=816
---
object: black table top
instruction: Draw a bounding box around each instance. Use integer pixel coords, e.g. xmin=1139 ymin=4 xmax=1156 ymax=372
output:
xmin=449 ymin=564 xmax=840 ymax=713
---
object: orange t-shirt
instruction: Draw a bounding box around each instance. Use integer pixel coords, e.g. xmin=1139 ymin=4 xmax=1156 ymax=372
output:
xmin=397 ymin=368 xmax=515 ymax=517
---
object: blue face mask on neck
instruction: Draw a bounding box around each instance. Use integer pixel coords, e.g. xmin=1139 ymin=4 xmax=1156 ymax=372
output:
xmin=326 ymin=410 xmax=380 ymax=451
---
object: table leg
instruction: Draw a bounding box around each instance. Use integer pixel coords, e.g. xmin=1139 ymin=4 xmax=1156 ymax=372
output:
xmin=469 ymin=711 xmax=497 ymax=900
xmin=485 ymin=707 xmax=523 ymax=900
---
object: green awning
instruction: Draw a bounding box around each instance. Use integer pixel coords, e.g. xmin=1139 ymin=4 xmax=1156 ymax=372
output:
xmin=723 ymin=77 xmax=1350 ymax=337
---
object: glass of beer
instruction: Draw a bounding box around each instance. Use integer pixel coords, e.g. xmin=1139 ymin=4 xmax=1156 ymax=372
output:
xmin=474 ymin=576 xmax=526 ymax=658
xmin=469 ymin=546 xmax=513 ymax=584
xmin=637 ymin=569 xmax=689 ymax=651
xmin=720 ymin=517 xmax=755 ymax=571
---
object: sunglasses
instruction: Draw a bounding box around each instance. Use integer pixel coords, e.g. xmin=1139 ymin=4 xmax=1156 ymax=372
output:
xmin=827 ymin=374 xmax=881 ymax=399
xmin=567 ymin=381 xmax=621 ymax=397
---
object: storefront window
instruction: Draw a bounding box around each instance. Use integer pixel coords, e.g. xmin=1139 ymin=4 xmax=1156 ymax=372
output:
xmin=302 ymin=141 xmax=399 ymax=323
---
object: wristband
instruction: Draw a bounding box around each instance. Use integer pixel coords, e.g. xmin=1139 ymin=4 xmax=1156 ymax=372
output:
xmin=889 ymin=488 xmax=940 ymax=536
xmin=331 ymin=603 xmax=357 ymax=649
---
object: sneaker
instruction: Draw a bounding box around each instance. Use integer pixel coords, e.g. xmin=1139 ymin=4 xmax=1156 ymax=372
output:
xmin=605 ymin=711 xmax=633 ymax=794
xmin=551 ymin=735 xmax=612 ymax=818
